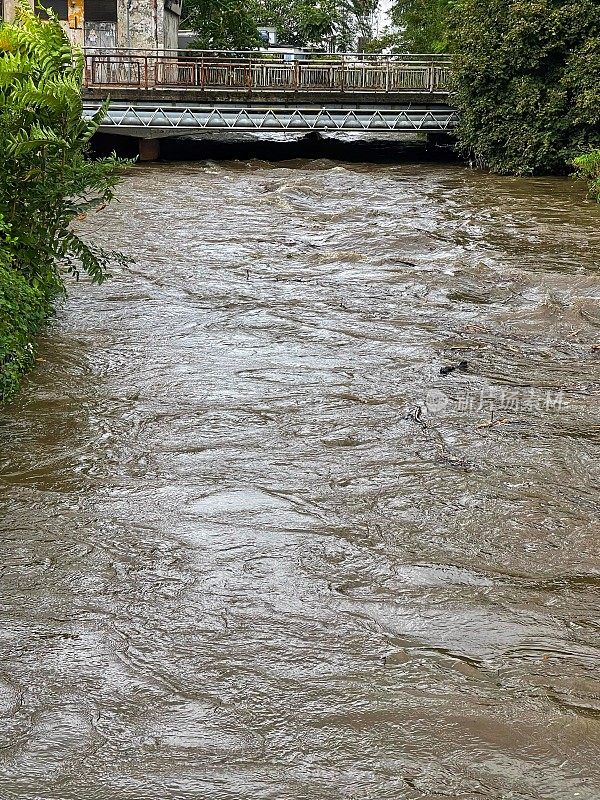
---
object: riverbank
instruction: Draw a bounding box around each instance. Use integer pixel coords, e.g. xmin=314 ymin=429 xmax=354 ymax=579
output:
xmin=0 ymin=9 xmax=126 ymax=404
xmin=574 ymin=149 xmax=600 ymax=202
xmin=0 ymin=265 xmax=55 ymax=403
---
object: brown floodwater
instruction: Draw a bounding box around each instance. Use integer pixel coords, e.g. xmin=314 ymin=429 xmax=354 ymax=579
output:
xmin=1 ymin=156 xmax=599 ymax=800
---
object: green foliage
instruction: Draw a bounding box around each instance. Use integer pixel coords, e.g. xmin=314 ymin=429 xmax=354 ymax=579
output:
xmin=0 ymin=262 xmax=49 ymax=403
xmin=0 ymin=5 xmax=127 ymax=400
xmin=450 ymin=0 xmax=600 ymax=174
xmin=259 ymin=0 xmax=378 ymax=49
xmin=259 ymin=0 xmax=341 ymax=47
xmin=0 ymin=211 xmax=49 ymax=401
xmin=0 ymin=5 xmax=127 ymax=285
xmin=389 ymin=0 xmax=452 ymax=52
xmin=573 ymin=149 xmax=600 ymax=201
xmin=184 ymin=0 xmax=263 ymax=49
xmin=185 ymin=0 xmax=379 ymax=50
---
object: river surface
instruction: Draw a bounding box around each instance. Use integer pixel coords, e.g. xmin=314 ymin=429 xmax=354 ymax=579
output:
xmin=1 ymin=158 xmax=599 ymax=799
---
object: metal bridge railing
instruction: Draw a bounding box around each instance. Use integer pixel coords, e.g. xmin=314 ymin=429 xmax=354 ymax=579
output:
xmin=83 ymin=49 xmax=452 ymax=94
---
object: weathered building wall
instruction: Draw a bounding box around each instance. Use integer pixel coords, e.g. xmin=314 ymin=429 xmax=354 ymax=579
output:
xmin=2 ymin=0 xmax=18 ymax=21
xmin=62 ymin=20 xmax=84 ymax=48
xmin=163 ymin=4 xmax=180 ymax=50
xmin=114 ymin=0 xmax=181 ymax=49
xmin=116 ymin=0 xmax=155 ymax=48
xmin=1 ymin=0 xmax=180 ymax=50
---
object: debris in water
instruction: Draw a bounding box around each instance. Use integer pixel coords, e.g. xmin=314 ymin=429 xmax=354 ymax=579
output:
xmin=440 ymin=360 xmax=469 ymax=376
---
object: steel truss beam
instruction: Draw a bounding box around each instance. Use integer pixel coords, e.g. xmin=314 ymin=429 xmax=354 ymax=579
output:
xmin=83 ymin=102 xmax=460 ymax=133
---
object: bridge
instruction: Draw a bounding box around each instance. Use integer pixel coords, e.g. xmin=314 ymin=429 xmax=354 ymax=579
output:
xmin=82 ymin=49 xmax=458 ymax=158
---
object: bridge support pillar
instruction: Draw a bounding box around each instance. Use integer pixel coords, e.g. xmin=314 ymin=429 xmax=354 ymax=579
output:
xmin=138 ymin=138 xmax=161 ymax=162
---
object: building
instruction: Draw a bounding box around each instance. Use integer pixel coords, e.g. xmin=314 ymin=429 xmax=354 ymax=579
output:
xmin=257 ymin=26 xmax=277 ymax=46
xmin=0 ymin=0 xmax=181 ymax=50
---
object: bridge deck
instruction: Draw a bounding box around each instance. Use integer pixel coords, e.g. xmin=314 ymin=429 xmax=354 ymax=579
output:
xmin=84 ymin=50 xmax=451 ymax=98
xmin=83 ymin=50 xmax=457 ymax=136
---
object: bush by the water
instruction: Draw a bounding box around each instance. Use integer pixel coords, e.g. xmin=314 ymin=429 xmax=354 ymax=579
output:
xmin=0 ymin=264 xmax=48 ymax=402
xmin=450 ymin=0 xmax=600 ymax=175
xmin=573 ymin=150 xmax=600 ymax=201
xmin=0 ymin=5 xmax=126 ymax=401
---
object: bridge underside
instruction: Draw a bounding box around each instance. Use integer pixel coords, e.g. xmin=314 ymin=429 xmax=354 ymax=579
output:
xmin=84 ymin=102 xmax=459 ymax=137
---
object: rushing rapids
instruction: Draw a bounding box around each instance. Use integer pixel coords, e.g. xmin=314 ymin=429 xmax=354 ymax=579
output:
xmin=1 ymin=154 xmax=599 ymax=799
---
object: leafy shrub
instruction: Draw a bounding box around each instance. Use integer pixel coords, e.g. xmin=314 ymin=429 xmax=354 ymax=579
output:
xmin=0 ymin=4 xmax=127 ymax=286
xmin=573 ymin=149 xmax=600 ymax=201
xmin=0 ymin=263 xmax=49 ymax=402
xmin=0 ymin=5 xmax=127 ymax=399
xmin=450 ymin=0 xmax=600 ymax=175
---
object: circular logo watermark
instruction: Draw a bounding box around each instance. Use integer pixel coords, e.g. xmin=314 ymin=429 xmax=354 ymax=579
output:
xmin=426 ymin=389 xmax=449 ymax=413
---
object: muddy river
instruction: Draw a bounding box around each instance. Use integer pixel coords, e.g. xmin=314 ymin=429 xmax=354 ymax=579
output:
xmin=1 ymin=157 xmax=599 ymax=799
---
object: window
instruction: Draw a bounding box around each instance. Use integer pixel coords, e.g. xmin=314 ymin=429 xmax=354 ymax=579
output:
xmin=85 ymin=0 xmax=117 ymax=22
xmin=38 ymin=0 xmax=69 ymax=20
xmin=37 ymin=0 xmax=117 ymax=23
